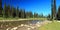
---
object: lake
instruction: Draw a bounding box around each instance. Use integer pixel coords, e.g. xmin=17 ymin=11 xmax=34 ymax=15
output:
xmin=0 ymin=20 xmax=43 ymax=30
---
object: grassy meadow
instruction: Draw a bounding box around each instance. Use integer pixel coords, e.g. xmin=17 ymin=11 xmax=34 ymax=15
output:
xmin=39 ymin=21 xmax=60 ymax=30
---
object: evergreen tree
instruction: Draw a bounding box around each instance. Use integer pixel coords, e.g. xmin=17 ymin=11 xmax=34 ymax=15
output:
xmin=3 ymin=3 xmax=6 ymax=18
xmin=25 ymin=11 xmax=33 ymax=18
xmin=13 ymin=8 xmax=16 ymax=18
xmin=16 ymin=6 xmax=19 ymax=18
xmin=20 ymin=9 xmax=25 ymax=18
xmin=58 ymin=6 xmax=60 ymax=17
xmin=56 ymin=6 xmax=60 ymax=20
xmin=29 ymin=12 xmax=33 ymax=18
xmin=53 ymin=0 xmax=56 ymax=19
xmin=0 ymin=0 xmax=2 ymax=17
xmin=47 ymin=14 xmax=51 ymax=20
xmin=34 ymin=13 xmax=38 ymax=18
xmin=51 ymin=0 xmax=56 ymax=20
xmin=19 ymin=10 xmax=21 ymax=18
xmin=7 ymin=4 xmax=11 ymax=17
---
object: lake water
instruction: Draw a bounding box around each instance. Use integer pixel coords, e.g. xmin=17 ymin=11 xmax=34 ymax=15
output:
xmin=0 ymin=20 xmax=43 ymax=30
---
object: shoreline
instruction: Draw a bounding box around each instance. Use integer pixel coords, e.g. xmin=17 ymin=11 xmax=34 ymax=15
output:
xmin=0 ymin=18 xmax=47 ymax=22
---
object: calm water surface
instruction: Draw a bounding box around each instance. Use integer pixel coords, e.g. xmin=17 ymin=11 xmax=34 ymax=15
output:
xmin=0 ymin=20 xmax=43 ymax=30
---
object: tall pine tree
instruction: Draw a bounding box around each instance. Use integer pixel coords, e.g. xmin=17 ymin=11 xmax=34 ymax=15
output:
xmin=3 ymin=3 xmax=6 ymax=18
xmin=0 ymin=0 xmax=2 ymax=17
xmin=51 ymin=0 xmax=56 ymax=20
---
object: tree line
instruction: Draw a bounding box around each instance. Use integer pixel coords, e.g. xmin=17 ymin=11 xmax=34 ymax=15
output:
xmin=0 ymin=3 xmax=44 ymax=18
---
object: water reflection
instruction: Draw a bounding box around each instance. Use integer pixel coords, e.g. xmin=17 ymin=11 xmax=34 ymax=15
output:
xmin=0 ymin=20 xmax=43 ymax=30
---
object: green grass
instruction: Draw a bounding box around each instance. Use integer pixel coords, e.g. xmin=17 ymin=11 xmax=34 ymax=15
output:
xmin=0 ymin=17 xmax=47 ymax=20
xmin=0 ymin=17 xmax=18 ymax=20
xmin=39 ymin=21 xmax=60 ymax=30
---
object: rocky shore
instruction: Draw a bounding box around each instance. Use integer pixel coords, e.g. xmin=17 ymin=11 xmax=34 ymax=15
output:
xmin=6 ymin=20 xmax=51 ymax=30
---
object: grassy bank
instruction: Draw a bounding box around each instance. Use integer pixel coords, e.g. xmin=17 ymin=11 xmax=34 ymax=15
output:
xmin=0 ymin=17 xmax=17 ymax=20
xmin=0 ymin=17 xmax=47 ymax=21
xmin=39 ymin=21 xmax=60 ymax=30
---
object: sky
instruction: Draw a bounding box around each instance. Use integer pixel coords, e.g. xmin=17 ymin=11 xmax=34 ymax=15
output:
xmin=2 ymin=0 xmax=60 ymax=16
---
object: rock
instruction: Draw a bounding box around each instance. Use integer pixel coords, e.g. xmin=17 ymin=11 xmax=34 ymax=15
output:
xmin=20 ymin=24 xmax=24 ymax=27
xmin=27 ymin=28 xmax=30 ymax=30
xmin=11 ymin=27 xmax=18 ymax=30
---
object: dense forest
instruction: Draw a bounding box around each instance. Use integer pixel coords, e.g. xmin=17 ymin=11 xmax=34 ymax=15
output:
xmin=0 ymin=0 xmax=45 ymax=18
